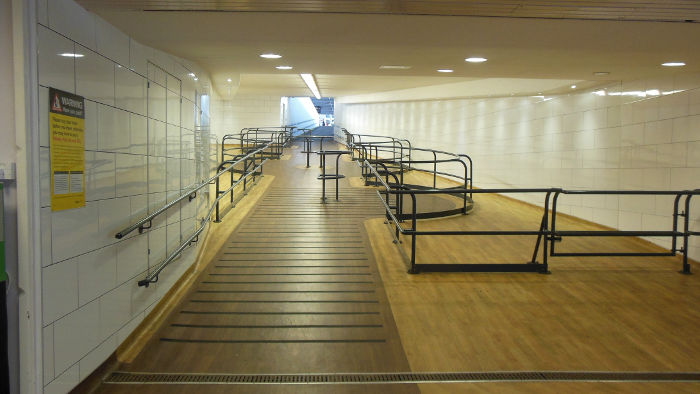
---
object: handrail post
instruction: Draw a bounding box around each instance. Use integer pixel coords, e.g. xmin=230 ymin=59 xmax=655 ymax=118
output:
xmin=672 ymin=193 xmax=682 ymax=255
xmin=409 ymin=192 xmax=418 ymax=274
xmin=682 ymin=193 xmax=693 ymax=274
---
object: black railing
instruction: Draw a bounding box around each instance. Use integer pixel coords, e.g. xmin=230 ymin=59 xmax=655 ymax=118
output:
xmin=344 ymin=130 xmax=474 ymax=219
xmin=221 ymin=126 xmax=296 ymax=163
xmin=366 ymin=159 xmax=699 ymax=275
xmin=115 ymin=142 xmax=273 ymax=287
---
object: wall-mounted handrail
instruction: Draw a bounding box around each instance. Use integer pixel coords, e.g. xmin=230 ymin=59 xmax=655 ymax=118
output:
xmin=114 ymin=142 xmax=273 ymax=240
xmin=137 ymin=157 xmax=269 ymax=287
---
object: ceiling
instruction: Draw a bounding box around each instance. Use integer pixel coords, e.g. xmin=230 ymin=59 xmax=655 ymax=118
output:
xmin=77 ymin=2 xmax=700 ymax=99
xmin=76 ymin=1 xmax=700 ymax=23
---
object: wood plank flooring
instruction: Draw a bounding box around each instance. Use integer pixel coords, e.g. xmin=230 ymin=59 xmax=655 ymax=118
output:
xmin=98 ymin=142 xmax=417 ymax=394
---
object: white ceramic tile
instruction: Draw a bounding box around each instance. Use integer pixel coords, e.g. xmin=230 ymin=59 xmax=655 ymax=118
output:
xmin=116 ymin=234 xmax=148 ymax=283
xmin=148 ymin=192 xmax=168 ymax=230
xmin=97 ymin=104 xmax=130 ymax=153
xmin=130 ymin=114 xmax=148 ymax=155
xmin=75 ymin=46 xmax=115 ymax=105
xmin=48 ymin=0 xmax=96 ymax=49
xmin=40 ymin=147 xmax=50 ymax=208
xmin=79 ymin=334 xmax=117 ymax=380
xmin=97 ymin=197 xmax=131 ymax=247
xmin=130 ymin=194 xmax=148 ymax=225
xmin=182 ymin=99 xmax=195 ymax=130
xmin=43 ymin=324 xmax=54 ymax=384
xmin=98 ymin=281 xmax=132 ymax=339
xmin=78 ymin=245 xmax=117 ymax=306
xmin=148 ymin=156 xmax=166 ymax=194
xmin=38 ymin=25 xmax=75 ymax=93
xmin=51 ymin=202 xmax=99 ymax=263
xmin=657 ymin=143 xmax=687 ymax=168
xmin=149 ymin=119 xmax=167 ymax=157
xmin=166 ymin=74 xmax=181 ymax=94
xmin=148 ymin=225 xmax=167 ymax=265
xmin=85 ymin=151 xmax=116 ymax=201
xmin=84 ymin=100 xmax=98 ymax=150
xmin=53 ymin=300 xmax=100 ymax=375
xmin=41 ymin=207 xmax=53 ymax=268
xmin=42 ymin=257 xmax=78 ymax=325
xmin=167 ymin=89 xmax=181 ymax=126
xmin=166 ymin=124 xmax=180 ymax=158
xmin=166 ymin=222 xmax=182 ymax=257
xmin=128 ymin=39 xmax=152 ymax=76
xmin=37 ymin=0 xmax=48 ymax=25
xmin=115 ymin=153 xmax=147 ymax=197
xmin=165 ymin=190 xmax=181 ymax=226
xmin=166 ymin=158 xmax=181 ymax=192
xmin=116 ymin=312 xmax=145 ymax=344
xmin=148 ymin=81 xmax=166 ymax=122
xmin=43 ymin=363 xmax=78 ymax=394
xmin=687 ymin=141 xmax=700 ymax=167
xmin=643 ymin=119 xmax=673 ymax=145
xmin=116 ymin=66 xmax=147 ymax=116
xmin=40 ymin=86 xmax=49 ymax=147
xmin=95 ymin=16 xmax=129 ymax=66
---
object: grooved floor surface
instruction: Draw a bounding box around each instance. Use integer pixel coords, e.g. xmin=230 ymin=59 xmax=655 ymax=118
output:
xmin=98 ymin=143 xmax=418 ymax=393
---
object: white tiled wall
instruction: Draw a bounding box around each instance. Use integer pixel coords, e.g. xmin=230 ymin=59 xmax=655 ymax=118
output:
xmin=36 ymin=1 xmax=216 ymax=392
xmin=214 ymin=94 xmax=282 ymax=139
xmin=336 ymin=75 xmax=700 ymax=261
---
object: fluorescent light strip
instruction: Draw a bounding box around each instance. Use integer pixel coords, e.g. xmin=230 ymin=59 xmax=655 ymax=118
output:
xmin=379 ymin=65 xmax=411 ymax=70
xmin=662 ymin=62 xmax=685 ymax=67
xmin=260 ymin=53 xmax=282 ymax=59
xmin=300 ymin=74 xmax=321 ymax=99
xmin=465 ymin=57 xmax=487 ymax=63
xmin=276 ymin=66 xmax=293 ymax=70
xmin=59 ymin=53 xmax=84 ymax=58
xmin=437 ymin=69 xmax=453 ymax=73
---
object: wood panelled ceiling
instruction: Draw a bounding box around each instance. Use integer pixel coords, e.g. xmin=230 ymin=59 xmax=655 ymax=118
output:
xmin=76 ymin=1 xmax=700 ymax=23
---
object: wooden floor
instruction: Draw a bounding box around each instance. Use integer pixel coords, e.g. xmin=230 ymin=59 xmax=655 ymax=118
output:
xmin=96 ymin=142 xmax=700 ymax=393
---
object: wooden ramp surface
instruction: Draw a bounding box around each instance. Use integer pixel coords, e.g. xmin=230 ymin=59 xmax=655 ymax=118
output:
xmin=98 ymin=143 xmax=418 ymax=394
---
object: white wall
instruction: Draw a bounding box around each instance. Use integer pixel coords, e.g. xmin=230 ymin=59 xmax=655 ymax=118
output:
xmin=336 ymin=74 xmax=700 ymax=261
xmin=34 ymin=0 xmax=216 ymax=392
xmin=214 ymin=94 xmax=282 ymax=140
xmin=286 ymin=97 xmax=319 ymax=129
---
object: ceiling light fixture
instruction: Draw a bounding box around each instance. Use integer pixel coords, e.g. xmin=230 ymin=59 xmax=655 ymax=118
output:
xmin=276 ymin=66 xmax=293 ymax=70
xmin=227 ymin=78 xmax=232 ymax=82
xmin=379 ymin=65 xmax=412 ymax=70
xmin=260 ymin=53 xmax=282 ymax=59
xmin=465 ymin=57 xmax=487 ymax=63
xmin=188 ymin=72 xmax=195 ymax=77
xmin=437 ymin=69 xmax=454 ymax=73
xmin=59 ymin=53 xmax=84 ymax=58
xmin=571 ymin=85 xmax=577 ymax=89
xmin=593 ymin=71 xmax=610 ymax=76
xmin=662 ymin=62 xmax=685 ymax=67
xmin=300 ymin=73 xmax=321 ymax=99
xmin=194 ymin=77 xmax=198 ymax=81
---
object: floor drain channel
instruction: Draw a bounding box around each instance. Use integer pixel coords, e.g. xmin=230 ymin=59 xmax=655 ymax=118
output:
xmin=105 ymin=371 xmax=700 ymax=384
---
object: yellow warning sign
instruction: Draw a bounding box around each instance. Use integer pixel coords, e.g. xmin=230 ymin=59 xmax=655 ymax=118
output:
xmin=49 ymin=88 xmax=86 ymax=211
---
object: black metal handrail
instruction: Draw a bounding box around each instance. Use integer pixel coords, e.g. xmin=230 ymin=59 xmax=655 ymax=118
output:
xmin=366 ymin=159 xmax=699 ymax=275
xmin=221 ymin=126 xmax=296 ymax=162
xmin=112 ymin=142 xmax=273 ymax=287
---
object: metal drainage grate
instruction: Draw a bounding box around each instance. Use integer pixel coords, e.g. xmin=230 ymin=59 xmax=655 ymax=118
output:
xmin=104 ymin=371 xmax=700 ymax=385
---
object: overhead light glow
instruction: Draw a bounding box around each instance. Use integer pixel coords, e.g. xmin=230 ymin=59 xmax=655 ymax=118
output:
xmin=593 ymin=71 xmax=610 ymax=76
xmin=379 ymin=65 xmax=412 ymax=70
xmin=188 ymin=72 xmax=195 ymax=77
xmin=465 ymin=57 xmax=487 ymax=63
xmin=662 ymin=62 xmax=685 ymax=67
xmin=276 ymin=66 xmax=293 ymax=70
xmin=260 ymin=53 xmax=282 ymax=59
xmin=571 ymin=85 xmax=577 ymax=89
xmin=300 ymin=73 xmax=321 ymax=99
xmin=437 ymin=69 xmax=454 ymax=73
xmin=227 ymin=78 xmax=232 ymax=82
xmin=59 ymin=53 xmax=84 ymax=58
xmin=194 ymin=77 xmax=198 ymax=81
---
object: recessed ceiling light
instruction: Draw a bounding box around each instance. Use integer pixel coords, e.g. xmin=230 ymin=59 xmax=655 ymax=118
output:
xmin=260 ymin=53 xmax=282 ymax=59
xmin=437 ymin=69 xmax=454 ymax=73
xmin=379 ymin=65 xmax=412 ymax=70
xmin=59 ymin=53 xmax=84 ymax=58
xmin=662 ymin=62 xmax=685 ymax=67
xmin=593 ymin=71 xmax=610 ymax=76
xmin=227 ymin=78 xmax=232 ymax=82
xmin=465 ymin=57 xmax=487 ymax=63
xmin=571 ymin=85 xmax=577 ymax=89
xmin=276 ymin=66 xmax=293 ymax=70
xmin=194 ymin=77 xmax=198 ymax=81
xmin=188 ymin=72 xmax=195 ymax=77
